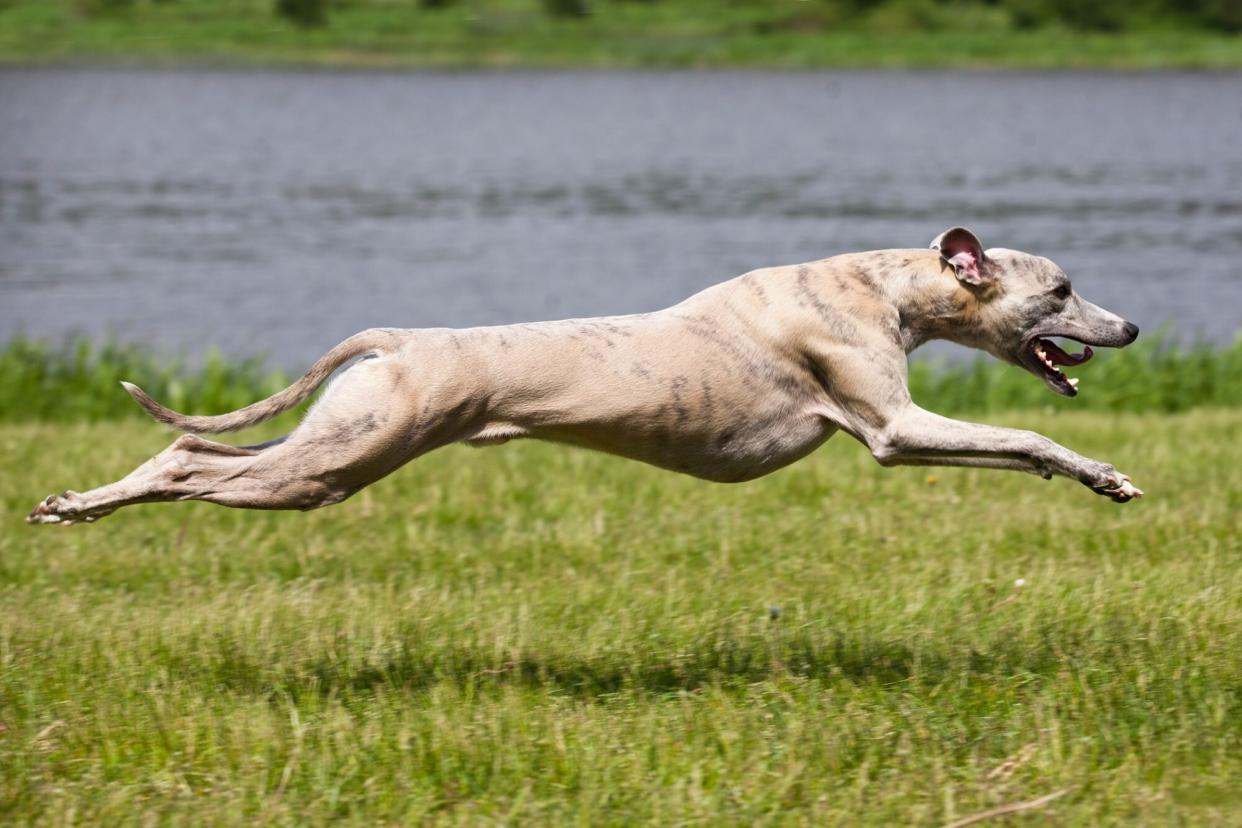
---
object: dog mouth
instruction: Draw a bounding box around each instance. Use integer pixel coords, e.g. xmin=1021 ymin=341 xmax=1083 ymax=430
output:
xmin=1023 ymin=336 xmax=1094 ymax=397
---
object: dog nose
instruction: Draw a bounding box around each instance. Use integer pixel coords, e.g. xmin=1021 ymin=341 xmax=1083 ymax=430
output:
xmin=1123 ymin=321 xmax=1140 ymax=343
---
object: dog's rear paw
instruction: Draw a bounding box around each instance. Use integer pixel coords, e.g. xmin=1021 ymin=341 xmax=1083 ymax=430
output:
xmin=26 ymin=492 xmax=98 ymax=526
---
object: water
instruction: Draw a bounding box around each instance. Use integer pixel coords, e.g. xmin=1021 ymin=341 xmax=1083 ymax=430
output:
xmin=2 ymin=68 xmax=1240 ymax=368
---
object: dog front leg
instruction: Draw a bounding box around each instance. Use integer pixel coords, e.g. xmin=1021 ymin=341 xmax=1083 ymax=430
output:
xmin=866 ymin=405 xmax=1142 ymax=502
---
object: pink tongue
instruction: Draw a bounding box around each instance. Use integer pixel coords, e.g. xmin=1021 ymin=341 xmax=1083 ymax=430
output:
xmin=1041 ymin=340 xmax=1093 ymax=366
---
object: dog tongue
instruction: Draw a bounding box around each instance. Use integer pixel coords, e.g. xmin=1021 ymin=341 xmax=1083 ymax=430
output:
xmin=1041 ymin=339 xmax=1093 ymax=366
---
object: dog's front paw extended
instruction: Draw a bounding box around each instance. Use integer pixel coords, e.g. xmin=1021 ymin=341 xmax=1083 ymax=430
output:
xmin=26 ymin=492 xmax=94 ymax=526
xmin=1088 ymin=470 xmax=1144 ymax=503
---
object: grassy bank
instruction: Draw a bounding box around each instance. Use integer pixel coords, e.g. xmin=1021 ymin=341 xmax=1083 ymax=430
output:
xmin=3 ymin=336 xmax=1240 ymax=424
xmin=2 ymin=0 xmax=1241 ymax=68
xmin=2 ymin=410 xmax=1241 ymax=823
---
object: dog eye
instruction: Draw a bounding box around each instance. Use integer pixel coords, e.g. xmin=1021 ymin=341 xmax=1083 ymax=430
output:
xmin=1052 ymin=283 xmax=1071 ymax=300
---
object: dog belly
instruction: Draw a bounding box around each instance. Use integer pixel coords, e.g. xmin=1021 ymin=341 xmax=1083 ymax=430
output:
xmin=666 ymin=419 xmax=837 ymax=482
xmin=539 ymin=414 xmax=836 ymax=483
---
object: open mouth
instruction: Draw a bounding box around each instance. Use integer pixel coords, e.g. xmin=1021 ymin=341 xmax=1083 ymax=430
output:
xmin=1025 ymin=337 xmax=1094 ymax=397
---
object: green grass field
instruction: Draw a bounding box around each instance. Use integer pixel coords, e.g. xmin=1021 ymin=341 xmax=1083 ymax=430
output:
xmin=2 ymin=409 xmax=1240 ymax=824
xmin=2 ymin=0 xmax=1241 ymax=69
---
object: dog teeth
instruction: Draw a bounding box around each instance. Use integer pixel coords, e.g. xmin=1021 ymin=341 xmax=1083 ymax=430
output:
xmin=1068 ymin=377 xmax=1079 ymax=387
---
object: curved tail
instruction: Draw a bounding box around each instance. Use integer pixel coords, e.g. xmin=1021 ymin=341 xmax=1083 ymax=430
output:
xmin=122 ymin=329 xmax=397 ymax=434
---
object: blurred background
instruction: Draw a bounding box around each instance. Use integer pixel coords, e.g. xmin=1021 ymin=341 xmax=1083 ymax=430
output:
xmin=1 ymin=1 xmax=1240 ymax=393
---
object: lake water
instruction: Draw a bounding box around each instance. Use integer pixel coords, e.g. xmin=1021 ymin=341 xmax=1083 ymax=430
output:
xmin=2 ymin=68 xmax=1240 ymax=368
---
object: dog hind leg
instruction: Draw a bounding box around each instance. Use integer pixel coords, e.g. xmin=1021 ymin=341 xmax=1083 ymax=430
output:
xmin=26 ymin=433 xmax=342 ymax=525
xmin=28 ymin=348 xmax=488 ymax=525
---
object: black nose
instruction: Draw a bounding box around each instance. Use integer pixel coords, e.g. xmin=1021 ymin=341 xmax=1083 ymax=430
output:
xmin=1123 ymin=321 xmax=1140 ymax=343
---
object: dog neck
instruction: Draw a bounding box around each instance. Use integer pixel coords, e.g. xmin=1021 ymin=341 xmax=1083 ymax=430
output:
xmin=881 ymin=254 xmax=992 ymax=354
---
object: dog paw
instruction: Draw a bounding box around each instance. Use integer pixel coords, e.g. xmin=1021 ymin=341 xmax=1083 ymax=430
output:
xmin=1090 ymin=470 xmax=1143 ymax=503
xmin=26 ymin=492 xmax=88 ymax=526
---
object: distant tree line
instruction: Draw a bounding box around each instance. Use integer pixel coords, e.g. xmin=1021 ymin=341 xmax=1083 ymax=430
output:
xmin=268 ymin=0 xmax=1240 ymax=30
xmin=78 ymin=0 xmax=1242 ymax=33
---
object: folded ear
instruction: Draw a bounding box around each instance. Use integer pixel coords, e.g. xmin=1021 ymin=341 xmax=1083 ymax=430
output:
xmin=930 ymin=226 xmax=989 ymax=285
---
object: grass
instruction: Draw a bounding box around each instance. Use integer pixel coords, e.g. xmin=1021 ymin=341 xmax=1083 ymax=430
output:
xmin=905 ymin=335 xmax=1242 ymax=414
xmin=3 ymin=335 xmax=1241 ymax=425
xmin=2 ymin=409 xmax=1241 ymax=823
xmin=0 ymin=339 xmax=292 ymax=425
xmin=2 ymin=0 xmax=1241 ymax=69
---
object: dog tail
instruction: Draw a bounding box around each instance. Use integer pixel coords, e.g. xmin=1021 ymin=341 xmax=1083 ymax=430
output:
xmin=121 ymin=328 xmax=397 ymax=434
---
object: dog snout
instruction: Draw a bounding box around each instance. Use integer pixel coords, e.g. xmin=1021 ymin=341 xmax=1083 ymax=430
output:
xmin=1122 ymin=321 xmax=1140 ymax=344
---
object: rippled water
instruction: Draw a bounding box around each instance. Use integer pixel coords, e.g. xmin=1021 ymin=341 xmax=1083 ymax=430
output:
xmin=2 ymin=68 xmax=1240 ymax=367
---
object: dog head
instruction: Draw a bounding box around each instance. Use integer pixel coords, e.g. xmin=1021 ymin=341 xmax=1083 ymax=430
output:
xmin=930 ymin=227 xmax=1139 ymax=398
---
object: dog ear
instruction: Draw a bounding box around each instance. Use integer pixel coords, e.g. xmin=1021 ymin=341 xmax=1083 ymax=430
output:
xmin=930 ymin=226 xmax=989 ymax=285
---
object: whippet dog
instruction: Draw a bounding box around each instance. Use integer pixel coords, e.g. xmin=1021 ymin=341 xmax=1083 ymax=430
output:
xmin=27 ymin=227 xmax=1143 ymax=526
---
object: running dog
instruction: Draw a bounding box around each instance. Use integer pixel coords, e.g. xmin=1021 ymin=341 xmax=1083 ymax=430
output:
xmin=27 ymin=226 xmax=1142 ymax=526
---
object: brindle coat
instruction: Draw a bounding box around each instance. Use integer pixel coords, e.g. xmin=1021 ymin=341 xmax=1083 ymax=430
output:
xmin=27 ymin=227 xmax=1142 ymax=526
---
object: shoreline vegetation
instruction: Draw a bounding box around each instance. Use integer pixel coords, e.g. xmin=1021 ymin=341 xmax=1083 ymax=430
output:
xmin=3 ymin=336 xmax=1241 ymax=424
xmin=1 ymin=0 xmax=1241 ymax=69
